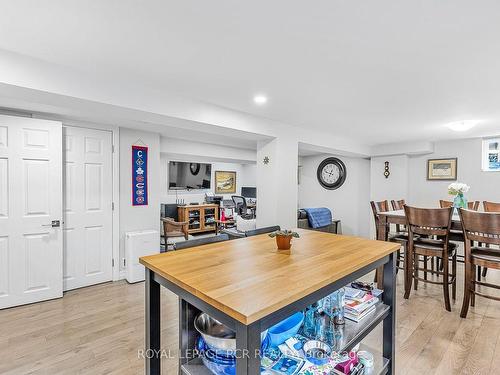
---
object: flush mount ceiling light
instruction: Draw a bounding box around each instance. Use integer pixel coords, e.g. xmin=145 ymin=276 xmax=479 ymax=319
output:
xmin=446 ymin=120 xmax=478 ymax=132
xmin=253 ymin=95 xmax=268 ymax=105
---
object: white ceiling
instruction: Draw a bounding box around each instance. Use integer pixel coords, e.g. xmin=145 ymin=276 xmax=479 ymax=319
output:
xmin=1 ymin=0 xmax=500 ymax=145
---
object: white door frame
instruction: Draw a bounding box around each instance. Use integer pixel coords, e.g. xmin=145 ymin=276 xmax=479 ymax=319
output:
xmin=60 ymin=120 xmax=121 ymax=282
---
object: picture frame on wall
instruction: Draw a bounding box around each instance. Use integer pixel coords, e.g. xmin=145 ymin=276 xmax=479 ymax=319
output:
xmin=215 ymin=171 xmax=236 ymax=194
xmin=427 ymin=158 xmax=457 ymax=180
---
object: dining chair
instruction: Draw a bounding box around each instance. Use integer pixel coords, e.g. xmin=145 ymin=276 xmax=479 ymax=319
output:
xmin=245 ymin=225 xmax=281 ymax=237
xmin=370 ymin=200 xmax=408 ymax=272
xmin=458 ymin=209 xmax=500 ymax=318
xmin=173 ymin=234 xmax=230 ymax=250
xmin=404 ymin=206 xmax=457 ymax=311
xmin=439 ymin=200 xmax=480 ymax=210
xmin=438 ymin=200 xmax=480 ymax=268
xmin=479 ymin=201 xmax=500 ymax=278
xmin=390 ymin=199 xmax=407 ymax=232
xmin=484 ymin=201 xmax=500 ymax=212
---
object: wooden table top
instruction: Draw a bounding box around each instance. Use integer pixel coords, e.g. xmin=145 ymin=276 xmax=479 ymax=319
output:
xmin=140 ymin=228 xmax=399 ymax=325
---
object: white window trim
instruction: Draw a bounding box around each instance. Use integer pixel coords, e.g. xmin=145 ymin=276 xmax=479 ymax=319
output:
xmin=482 ymin=137 xmax=500 ymax=172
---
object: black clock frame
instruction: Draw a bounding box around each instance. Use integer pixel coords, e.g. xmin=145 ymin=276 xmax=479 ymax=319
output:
xmin=189 ymin=163 xmax=200 ymax=176
xmin=317 ymin=157 xmax=347 ymax=190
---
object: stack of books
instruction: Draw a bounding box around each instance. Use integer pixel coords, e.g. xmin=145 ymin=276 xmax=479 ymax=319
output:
xmin=343 ymin=286 xmax=380 ymax=323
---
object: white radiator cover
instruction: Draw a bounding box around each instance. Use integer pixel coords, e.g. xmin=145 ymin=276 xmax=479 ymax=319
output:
xmin=125 ymin=230 xmax=159 ymax=283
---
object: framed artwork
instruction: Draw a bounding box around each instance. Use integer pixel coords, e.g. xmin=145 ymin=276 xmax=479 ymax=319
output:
xmin=215 ymin=171 xmax=236 ymax=194
xmin=427 ymin=158 xmax=457 ymax=180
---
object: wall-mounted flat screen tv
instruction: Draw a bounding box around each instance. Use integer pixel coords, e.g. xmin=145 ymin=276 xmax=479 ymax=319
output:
xmin=168 ymin=161 xmax=212 ymax=190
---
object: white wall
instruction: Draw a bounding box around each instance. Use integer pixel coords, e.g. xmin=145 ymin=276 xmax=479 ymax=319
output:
xmin=370 ymin=155 xmax=409 ymax=203
xmin=298 ymin=154 xmax=371 ymax=238
xmin=119 ymin=128 xmax=160 ymax=270
xmin=159 ymin=154 xmax=256 ymax=204
xmin=256 ymin=136 xmax=298 ymax=229
xmin=370 ymin=138 xmax=500 ymax=209
xmin=408 ymin=138 xmax=500 ymax=207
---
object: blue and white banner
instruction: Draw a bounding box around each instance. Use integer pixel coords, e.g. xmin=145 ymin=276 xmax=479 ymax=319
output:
xmin=132 ymin=145 xmax=148 ymax=206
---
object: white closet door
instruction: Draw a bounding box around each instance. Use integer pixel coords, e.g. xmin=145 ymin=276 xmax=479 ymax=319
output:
xmin=0 ymin=115 xmax=63 ymax=309
xmin=63 ymin=126 xmax=113 ymax=291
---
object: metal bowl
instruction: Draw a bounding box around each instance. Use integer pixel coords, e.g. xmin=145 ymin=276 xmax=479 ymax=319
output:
xmin=194 ymin=313 xmax=236 ymax=352
xmin=303 ymin=340 xmax=332 ymax=365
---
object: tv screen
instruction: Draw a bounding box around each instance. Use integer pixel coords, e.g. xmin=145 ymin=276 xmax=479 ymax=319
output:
xmin=169 ymin=161 xmax=212 ymax=190
xmin=241 ymin=187 xmax=256 ymax=198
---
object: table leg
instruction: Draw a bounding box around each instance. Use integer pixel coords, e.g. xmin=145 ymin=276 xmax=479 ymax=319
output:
xmin=146 ymin=269 xmax=161 ymax=375
xmin=235 ymin=322 xmax=261 ymax=374
xmin=179 ymin=299 xmax=189 ymax=369
xmin=383 ymin=252 xmax=396 ymax=374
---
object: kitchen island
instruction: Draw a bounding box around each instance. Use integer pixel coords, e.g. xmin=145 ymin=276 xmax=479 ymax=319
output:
xmin=140 ymin=228 xmax=399 ymax=375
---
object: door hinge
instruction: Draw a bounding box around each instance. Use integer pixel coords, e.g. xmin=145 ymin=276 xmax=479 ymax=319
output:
xmin=112 ymin=202 xmax=115 ymax=211
xmin=112 ymin=258 xmax=115 ymax=267
xmin=123 ymin=258 xmax=126 ymax=267
xmin=112 ymin=144 xmax=115 ymax=153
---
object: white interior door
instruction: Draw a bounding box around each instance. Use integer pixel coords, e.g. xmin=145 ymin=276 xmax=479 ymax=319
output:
xmin=63 ymin=126 xmax=113 ymax=291
xmin=0 ymin=115 xmax=63 ymax=309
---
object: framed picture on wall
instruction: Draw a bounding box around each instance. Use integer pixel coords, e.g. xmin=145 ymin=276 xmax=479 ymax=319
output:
xmin=427 ymin=158 xmax=457 ymax=180
xmin=215 ymin=171 xmax=236 ymax=194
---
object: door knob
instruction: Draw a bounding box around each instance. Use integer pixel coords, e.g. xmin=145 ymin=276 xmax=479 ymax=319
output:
xmin=42 ymin=220 xmax=61 ymax=228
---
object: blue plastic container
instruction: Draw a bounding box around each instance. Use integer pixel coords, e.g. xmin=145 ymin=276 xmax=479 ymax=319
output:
xmin=267 ymin=311 xmax=304 ymax=347
xmin=201 ymin=351 xmax=235 ymax=375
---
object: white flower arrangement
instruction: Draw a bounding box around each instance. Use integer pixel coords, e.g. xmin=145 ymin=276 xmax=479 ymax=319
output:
xmin=448 ymin=182 xmax=470 ymax=195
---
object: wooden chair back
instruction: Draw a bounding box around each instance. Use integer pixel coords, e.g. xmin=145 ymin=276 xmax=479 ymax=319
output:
xmin=370 ymin=200 xmax=390 ymax=227
xmin=391 ymin=199 xmax=406 ymax=211
xmin=484 ymin=201 xmax=500 ymax=213
xmin=459 ymin=209 xmax=500 ymax=246
xmin=404 ymin=205 xmax=453 ymax=237
xmin=468 ymin=201 xmax=480 ymax=210
xmin=439 ymin=200 xmax=453 ymax=208
xmin=440 ymin=200 xmax=480 ymax=210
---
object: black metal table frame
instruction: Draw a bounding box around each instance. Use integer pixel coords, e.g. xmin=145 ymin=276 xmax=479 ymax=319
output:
xmin=145 ymin=252 xmax=396 ymax=374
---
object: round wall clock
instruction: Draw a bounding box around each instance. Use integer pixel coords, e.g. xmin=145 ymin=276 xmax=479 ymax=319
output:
xmin=189 ymin=163 xmax=200 ymax=175
xmin=317 ymin=157 xmax=347 ymax=190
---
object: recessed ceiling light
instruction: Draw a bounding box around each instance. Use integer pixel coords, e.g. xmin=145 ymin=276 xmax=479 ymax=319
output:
xmin=446 ymin=120 xmax=478 ymax=132
xmin=253 ymin=95 xmax=268 ymax=105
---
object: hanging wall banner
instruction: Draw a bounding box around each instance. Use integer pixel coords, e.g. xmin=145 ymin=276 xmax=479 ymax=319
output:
xmin=132 ymin=145 xmax=148 ymax=206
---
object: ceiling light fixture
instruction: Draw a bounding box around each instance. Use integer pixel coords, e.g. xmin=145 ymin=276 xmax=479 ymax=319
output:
xmin=446 ymin=120 xmax=478 ymax=132
xmin=253 ymin=95 xmax=268 ymax=105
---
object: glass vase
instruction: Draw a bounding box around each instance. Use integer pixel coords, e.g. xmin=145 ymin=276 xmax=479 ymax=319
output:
xmin=453 ymin=193 xmax=467 ymax=211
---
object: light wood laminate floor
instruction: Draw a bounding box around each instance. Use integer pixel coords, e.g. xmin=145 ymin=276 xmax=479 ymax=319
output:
xmin=1 ymin=265 xmax=500 ymax=374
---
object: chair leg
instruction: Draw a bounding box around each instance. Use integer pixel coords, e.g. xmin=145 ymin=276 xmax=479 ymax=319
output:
xmin=460 ymin=260 xmax=472 ymax=318
xmin=442 ymin=257 xmax=451 ymax=312
xmin=452 ymin=253 xmax=457 ymax=301
xmin=482 ymin=267 xmax=488 ymax=278
xmin=404 ymin=249 xmax=413 ymax=299
xmin=396 ymin=248 xmax=401 ymax=274
xmin=477 ymin=265 xmax=482 ymax=281
xmin=471 ymin=266 xmax=476 ymax=307
xmin=413 ymin=254 xmax=419 ymax=291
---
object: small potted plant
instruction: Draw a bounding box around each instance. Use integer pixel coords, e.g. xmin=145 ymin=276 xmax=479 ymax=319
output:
xmin=268 ymin=229 xmax=300 ymax=250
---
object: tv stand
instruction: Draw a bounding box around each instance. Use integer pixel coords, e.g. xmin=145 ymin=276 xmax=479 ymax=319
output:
xmin=178 ymin=204 xmax=219 ymax=234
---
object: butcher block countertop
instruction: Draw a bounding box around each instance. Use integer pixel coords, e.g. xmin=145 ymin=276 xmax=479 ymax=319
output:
xmin=140 ymin=228 xmax=399 ymax=325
